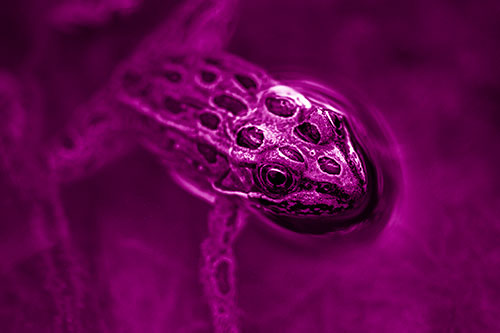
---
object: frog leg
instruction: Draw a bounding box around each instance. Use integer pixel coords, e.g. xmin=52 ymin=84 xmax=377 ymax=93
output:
xmin=200 ymin=197 xmax=247 ymax=333
xmin=0 ymin=72 xmax=50 ymax=197
xmin=0 ymin=74 xmax=136 ymax=331
xmin=0 ymin=73 xmax=96 ymax=332
xmin=0 ymin=74 xmax=130 ymax=188
xmin=45 ymin=90 xmax=139 ymax=183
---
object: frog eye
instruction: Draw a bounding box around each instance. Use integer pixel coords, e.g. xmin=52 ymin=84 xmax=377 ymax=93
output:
xmin=265 ymin=97 xmax=297 ymax=117
xmin=258 ymin=164 xmax=295 ymax=194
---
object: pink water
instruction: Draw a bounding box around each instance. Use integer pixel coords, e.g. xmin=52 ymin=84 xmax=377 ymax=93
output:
xmin=1 ymin=0 xmax=499 ymax=332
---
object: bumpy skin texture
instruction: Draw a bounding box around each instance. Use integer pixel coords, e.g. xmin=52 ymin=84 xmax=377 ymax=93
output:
xmin=107 ymin=51 xmax=378 ymax=235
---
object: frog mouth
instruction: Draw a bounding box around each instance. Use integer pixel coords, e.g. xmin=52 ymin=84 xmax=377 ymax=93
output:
xmin=249 ymin=193 xmax=377 ymax=235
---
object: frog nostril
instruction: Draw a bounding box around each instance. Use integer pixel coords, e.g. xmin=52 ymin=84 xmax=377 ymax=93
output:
xmin=294 ymin=122 xmax=321 ymax=144
xmin=236 ymin=126 xmax=264 ymax=149
xmin=318 ymin=156 xmax=341 ymax=175
xmin=278 ymin=146 xmax=305 ymax=162
xmin=265 ymin=97 xmax=297 ymax=117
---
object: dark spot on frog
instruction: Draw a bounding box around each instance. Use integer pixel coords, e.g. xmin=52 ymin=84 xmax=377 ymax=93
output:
xmin=265 ymin=97 xmax=296 ymax=117
xmin=234 ymin=74 xmax=257 ymax=90
xmin=199 ymin=112 xmax=220 ymax=130
xmin=201 ymin=71 xmax=217 ymax=83
xmin=279 ymin=146 xmax=304 ymax=162
xmin=163 ymin=70 xmax=182 ymax=83
xmin=181 ymin=96 xmax=206 ymax=110
xmin=163 ymin=96 xmax=185 ymax=114
xmin=213 ymin=94 xmax=247 ymax=116
xmin=197 ymin=142 xmax=218 ymax=164
xmin=214 ymin=259 xmax=231 ymax=295
xmin=236 ymin=126 xmax=264 ymax=149
xmin=294 ymin=122 xmax=321 ymax=144
xmin=318 ymin=156 xmax=341 ymax=175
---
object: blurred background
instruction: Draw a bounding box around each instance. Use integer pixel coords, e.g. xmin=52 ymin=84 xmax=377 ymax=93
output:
xmin=0 ymin=0 xmax=499 ymax=331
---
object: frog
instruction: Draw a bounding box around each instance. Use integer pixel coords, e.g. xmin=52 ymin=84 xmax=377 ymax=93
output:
xmin=0 ymin=0 xmax=402 ymax=332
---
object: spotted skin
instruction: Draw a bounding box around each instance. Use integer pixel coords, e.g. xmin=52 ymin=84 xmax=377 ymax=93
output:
xmin=108 ymin=51 xmax=374 ymax=234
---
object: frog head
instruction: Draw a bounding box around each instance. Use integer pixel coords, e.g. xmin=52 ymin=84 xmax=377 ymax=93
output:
xmin=215 ymin=82 xmax=400 ymax=236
